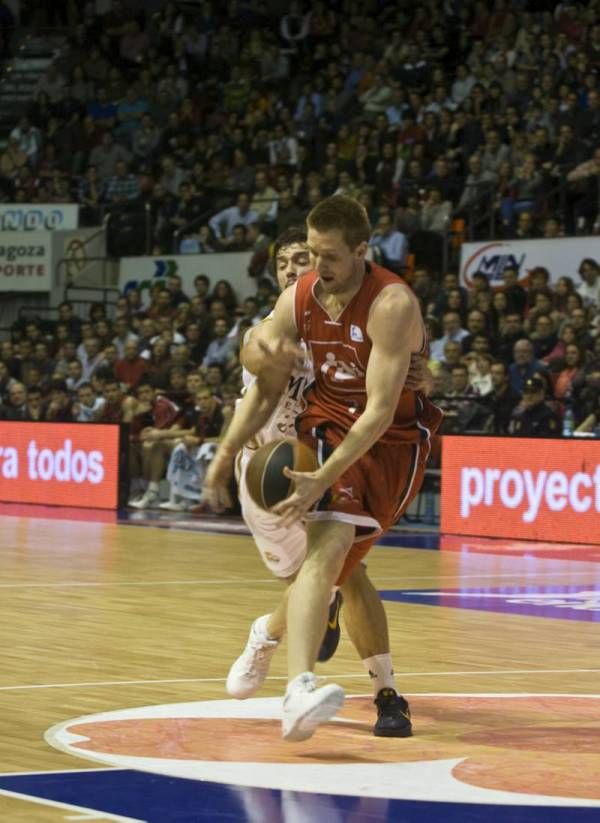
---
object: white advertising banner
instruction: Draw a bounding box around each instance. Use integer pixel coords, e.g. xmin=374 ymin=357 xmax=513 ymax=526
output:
xmin=0 ymin=231 xmax=52 ymax=291
xmin=119 ymin=252 xmax=257 ymax=301
xmin=0 ymin=203 xmax=79 ymax=231
xmin=460 ymin=236 xmax=600 ymax=289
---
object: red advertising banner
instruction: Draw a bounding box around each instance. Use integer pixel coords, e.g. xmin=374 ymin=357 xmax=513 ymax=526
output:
xmin=0 ymin=422 xmax=123 ymax=509
xmin=441 ymin=435 xmax=600 ymax=545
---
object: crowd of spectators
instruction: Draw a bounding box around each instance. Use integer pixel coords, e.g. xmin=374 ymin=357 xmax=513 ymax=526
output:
xmin=419 ymin=259 xmax=600 ymax=440
xmin=1 ymin=0 xmax=599 ymax=267
xmin=0 ymin=271 xmax=278 ymax=508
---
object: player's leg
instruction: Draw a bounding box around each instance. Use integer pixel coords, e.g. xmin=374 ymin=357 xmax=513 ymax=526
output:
xmin=336 ymin=439 xmax=429 ymax=737
xmin=226 ymin=460 xmax=307 ymax=699
xmin=282 ymin=519 xmax=352 ymax=741
xmin=340 ymin=561 xmax=412 ymax=737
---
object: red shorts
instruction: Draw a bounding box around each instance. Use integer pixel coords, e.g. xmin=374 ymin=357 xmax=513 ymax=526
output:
xmin=298 ymin=424 xmax=429 ymax=585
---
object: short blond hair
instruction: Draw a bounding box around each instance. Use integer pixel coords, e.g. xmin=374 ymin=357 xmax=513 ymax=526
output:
xmin=307 ymin=195 xmax=371 ymax=250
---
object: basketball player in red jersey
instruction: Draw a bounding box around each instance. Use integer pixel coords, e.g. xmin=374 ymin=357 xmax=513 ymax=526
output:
xmin=206 ymin=195 xmax=442 ymax=741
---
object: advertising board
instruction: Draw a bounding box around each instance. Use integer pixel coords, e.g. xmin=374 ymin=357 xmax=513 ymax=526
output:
xmin=0 ymin=422 xmax=126 ymax=509
xmin=459 ymin=236 xmax=600 ymax=289
xmin=441 ymin=435 xmax=600 ymax=544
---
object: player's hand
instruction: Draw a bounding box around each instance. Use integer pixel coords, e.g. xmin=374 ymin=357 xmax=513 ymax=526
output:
xmin=255 ymin=338 xmax=304 ymax=386
xmin=270 ymin=467 xmax=329 ymax=527
xmin=140 ymin=427 xmax=156 ymax=441
xmin=202 ymin=447 xmax=235 ymax=513
xmin=405 ymin=352 xmax=434 ymax=395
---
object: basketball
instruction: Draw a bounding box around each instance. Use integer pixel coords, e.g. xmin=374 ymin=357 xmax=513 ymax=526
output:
xmin=245 ymin=437 xmax=319 ymax=510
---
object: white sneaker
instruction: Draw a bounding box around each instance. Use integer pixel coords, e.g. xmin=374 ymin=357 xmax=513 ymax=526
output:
xmin=282 ymin=672 xmax=345 ymax=742
xmin=226 ymin=615 xmax=280 ymax=699
xmin=158 ymin=498 xmax=189 ymax=511
xmin=129 ymin=489 xmax=160 ymax=509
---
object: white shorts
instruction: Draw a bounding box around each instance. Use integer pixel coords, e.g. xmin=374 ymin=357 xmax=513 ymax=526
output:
xmin=237 ymin=449 xmax=307 ymax=579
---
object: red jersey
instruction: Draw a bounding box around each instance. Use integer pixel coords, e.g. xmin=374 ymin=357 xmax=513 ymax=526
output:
xmin=293 ymin=262 xmax=442 ymax=445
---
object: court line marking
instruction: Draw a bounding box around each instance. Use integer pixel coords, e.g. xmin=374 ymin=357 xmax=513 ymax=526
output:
xmin=0 ymin=787 xmax=142 ymax=823
xmin=0 ymin=571 xmax=598 ymax=589
xmin=1 ymin=668 xmax=599 ymax=692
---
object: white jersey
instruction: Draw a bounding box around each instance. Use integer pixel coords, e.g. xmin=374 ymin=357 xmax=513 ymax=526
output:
xmin=239 ymin=341 xmax=313 ymax=448
xmin=236 ymin=312 xmax=314 ymax=449
xmin=236 ymin=318 xmax=313 ymax=579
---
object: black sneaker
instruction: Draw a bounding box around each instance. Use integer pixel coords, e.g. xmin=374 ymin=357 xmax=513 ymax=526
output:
xmin=373 ymin=688 xmax=413 ymax=737
xmin=317 ymin=591 xmax=343 ymax=662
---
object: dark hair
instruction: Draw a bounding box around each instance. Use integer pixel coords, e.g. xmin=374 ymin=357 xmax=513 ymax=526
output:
xmin=578 ymin=257 xmax=599 ymax=275
xmin=307 ymin=195 xmax=371 ymax=249
xmin=272 ymin=226 xmax=308 ymax=261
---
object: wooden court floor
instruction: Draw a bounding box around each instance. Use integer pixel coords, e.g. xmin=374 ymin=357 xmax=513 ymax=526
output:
xmin=1 ymin=513 xmax=599 ymax=820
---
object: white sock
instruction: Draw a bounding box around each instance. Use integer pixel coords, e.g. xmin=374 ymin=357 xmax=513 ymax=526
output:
xmin=328 ymin=587 xmax=339 ymax=605
xmin=148 ymin=481 xmax=159 ymax=494
xmin=362 ymin=653 xmax=397 ymax=696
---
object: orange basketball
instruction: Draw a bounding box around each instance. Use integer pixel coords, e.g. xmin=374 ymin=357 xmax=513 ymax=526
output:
xmin=245 ymin=437 xmax=319 ymax=511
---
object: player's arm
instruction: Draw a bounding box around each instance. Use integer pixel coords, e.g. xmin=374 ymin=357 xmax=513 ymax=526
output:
xmin=203 ymin=288 xmax=301 ymax=510
xmin=239 ymin=319 xmax=274 ymax=376
xmin=273 ymin=285 xmax=422 ymax=524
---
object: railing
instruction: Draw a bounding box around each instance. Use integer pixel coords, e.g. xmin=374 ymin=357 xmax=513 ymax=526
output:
xmin=64 ymin=285 xmax=121 ymax=320
xmin=462 ymin=173 xmax=599 ymax=241
xmin=172 ymin=194 xmax=281 ymax=253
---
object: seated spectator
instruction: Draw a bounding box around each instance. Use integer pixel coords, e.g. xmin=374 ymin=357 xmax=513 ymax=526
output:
xmin=66 ymin=359 xmax=85 ymax=393
xmin=104 ymin=160 xmax=141 ymax=205
xmin=430 ymin=311 xmax=469 ymax=362
xmin=368 ymin=213 xmax=408 ymax=271
xmin=500 ymin=154 xmax=544 ymax=229
xmin=250 ymin=170 xmax=279 ymax=222
xmin=481 ymin=131 xmax=510 ymax=177
xmin=509 ymin=338 xmax=548 ymax=394
xmin=98 ymin=377 xmax=124 ymax=423
xmin=125 ymin=378 xmax=182 ymax=508
xmin=74 ymin=382 xmax=106 ymax=422
xmin=576 ymin=258 xmax=600 ymax=309
xmin=552 ymin=343 xmax=586 ymax=402
xmin=509 ymin=375 xmax=561 ymax=437
xmin=0 ymin=381 xmax=29 ymax=420
xmin=485 ymin=361 xmax=522 ymax=434
xmin=10 ymin=116 xmax=42 ymax=166
xmin=419 ymin=187 xmax=452 ymax=234
xmin=209 ymin=193 xmax=259 ymax=243
xmin=530 ymin=314 xmax=558 ymax=360
xmin=468 ymin=352 xmax=494 ymax=396
xmin=461 ymin=309 xmax=489 ymax=353
xmin=161 ymin=387 xmax=231 ymax=510
xmin=430 ymin=272 xmax=468 ymax=318
xmin=201 ymin=319 xmax=238 ymax=371
xmin=86 ymin=87 xmax=118 ymax=130
xmin=45 ymin=379 xmax=73 ymax=422
xmin=88 ymin=131 xmax=131 ymax=184
xmin=114 ymin=340 xmax=149 ymax=391
xmin=501 ymin=265 xmax=528 ymax=315
xmin=569 ymin=304 xmax=595 ymax=351
xmin=456 ymin=154 xmax=497 ymax=217
xmin=147 ymin=289 xmax=176 ymax=322
xmin=441 ymin=362 xmax=483 ymax=430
